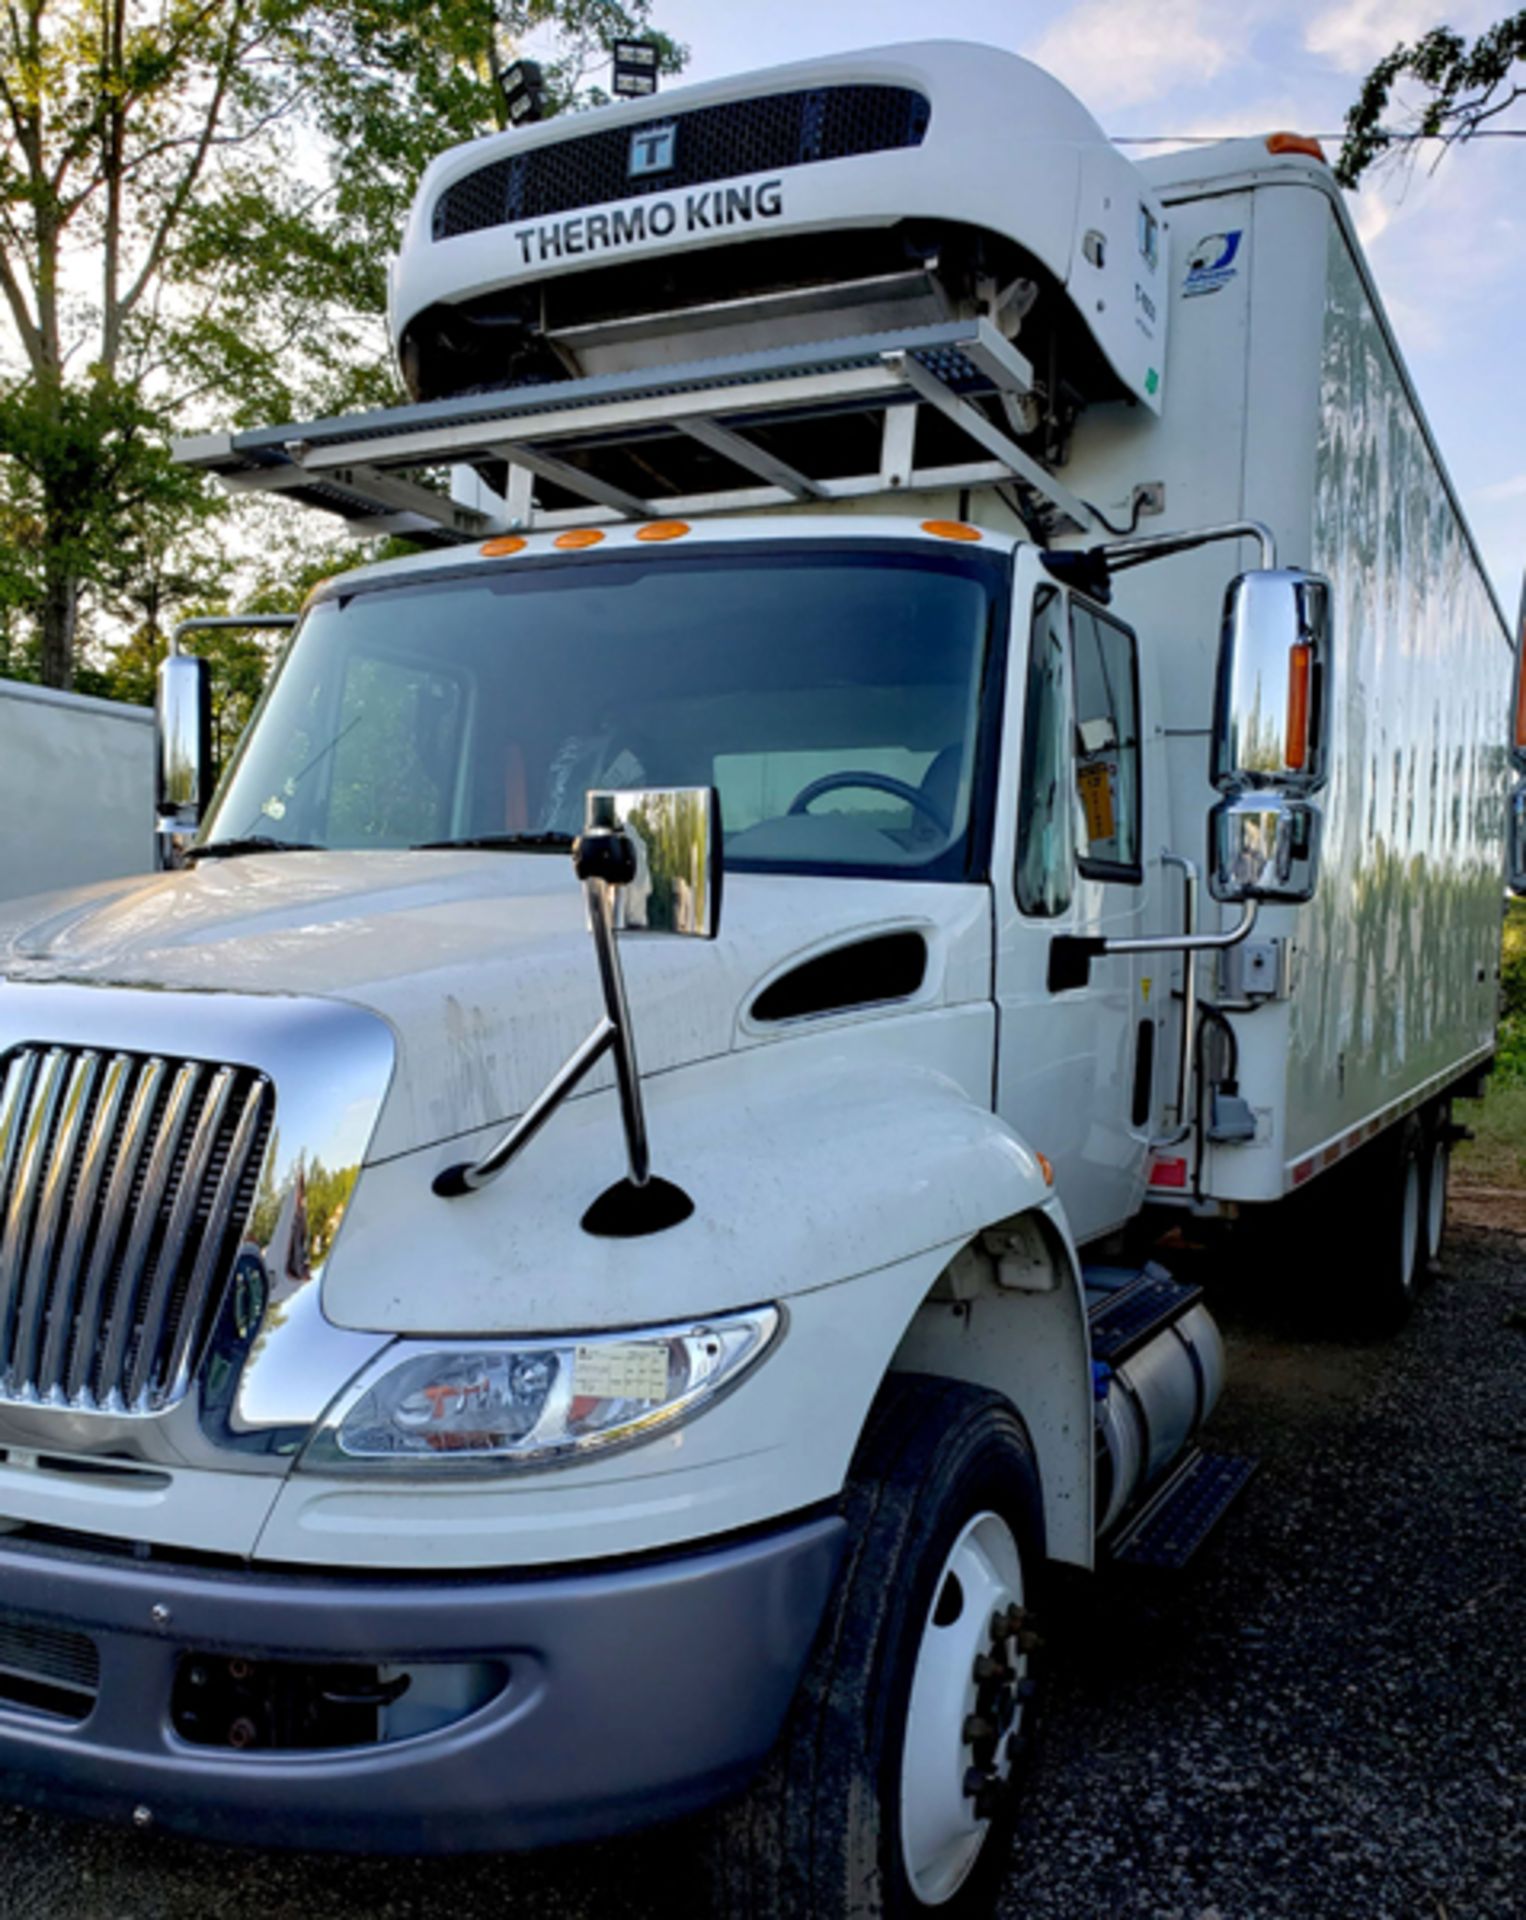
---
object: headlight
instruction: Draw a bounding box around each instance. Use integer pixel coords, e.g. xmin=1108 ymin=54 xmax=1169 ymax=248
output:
xmin=301 ymin=1306 xmax=780 ymax=1474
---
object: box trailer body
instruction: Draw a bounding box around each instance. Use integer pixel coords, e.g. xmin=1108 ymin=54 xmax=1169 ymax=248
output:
xmin=0 ymin=39 xmax=1512 ymax=1910
xmin=1047 ymin=149 xmax=1507 ymax=1212
xmin=0 ymin=680 xmax=155 ymax=902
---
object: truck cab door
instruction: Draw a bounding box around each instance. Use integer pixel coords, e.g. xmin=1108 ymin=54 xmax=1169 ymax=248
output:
xmin=993 ymin=565 xmax=1163 ymax=1245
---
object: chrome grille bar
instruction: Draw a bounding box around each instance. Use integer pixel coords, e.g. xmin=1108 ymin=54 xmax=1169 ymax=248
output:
xmin=36 ymin=1053 xmax=132 ymax=1398
xmin=64 ymin=1057 xmax=165 ymax=1402
xmin=160 ymin=1076 xmax=270 ymax=1405
xmin=0 ymin=1049 xmax=67 ymax=1382
xmin=95 ymin=1061 xmax=201 ymax=1407
xmin=10 ymin=1050 xmax=99 ymax=1392
xmin=0 ymin=1044 xmax=274 ymax=1416
xmin=126 ymin=1065 xmax=233 ymax=1408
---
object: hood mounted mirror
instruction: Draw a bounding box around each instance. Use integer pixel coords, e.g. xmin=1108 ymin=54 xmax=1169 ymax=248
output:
xmin=434 ymin=786 xmax=722 ymax=1236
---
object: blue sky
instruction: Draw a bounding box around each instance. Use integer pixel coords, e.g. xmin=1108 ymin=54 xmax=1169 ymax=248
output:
xmin=607 ymin=0 xmax=1524 ymax=616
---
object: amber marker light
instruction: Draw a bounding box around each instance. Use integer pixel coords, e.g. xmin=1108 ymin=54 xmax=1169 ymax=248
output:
xmin=553 ymin=529 xmax=606 ymax=550
xmin=1513 ymin=645 xmax=1526 ymax=757
xmin=479 ymin=535 xmax=527 ymax=557
xmin=636 ymin=520 xmax=692 ymax=542
xmin=1266 ymin=133 xmax=1326 ymax=162
xmin=1036 ymin=1151 xmax=1055 ymax=1187
xmin=921 ymin=520 xmax=982 ymax=542
xmin=1285 ymin=641 xmax=1313 ymax=772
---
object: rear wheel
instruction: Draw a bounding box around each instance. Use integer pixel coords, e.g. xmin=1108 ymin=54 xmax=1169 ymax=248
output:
xmin=1348 ymin=1117 xmax=1425 ymax=1331
xmin=1419 ymin=1104 xmax=1451 ymax=1274
xmin=707 ymin=1375 xmax=1044 ymax=1919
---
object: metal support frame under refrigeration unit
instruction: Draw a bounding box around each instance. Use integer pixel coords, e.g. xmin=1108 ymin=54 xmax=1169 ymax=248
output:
xmin=173 ymin=319 xmax=1097 ymax=541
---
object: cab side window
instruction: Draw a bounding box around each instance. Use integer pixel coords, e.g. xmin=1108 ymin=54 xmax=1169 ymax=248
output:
xmin=1070 ymin=604 xmax=1142 ymax=882
xmin=1016 ymin=587 xmax=1075 ymax=917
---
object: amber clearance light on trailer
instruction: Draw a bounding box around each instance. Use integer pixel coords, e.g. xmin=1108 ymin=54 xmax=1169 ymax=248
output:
xmin=1513 ymin=639 xmax=1526 ymax=764
xmin=1266 ymin=133 xmax=1326 ymax=163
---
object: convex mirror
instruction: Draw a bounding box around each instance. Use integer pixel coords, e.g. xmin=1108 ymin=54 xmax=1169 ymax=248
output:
xmin=582 ymin=787 xmax=722 ymax=937
xmin=1209 ymin=792 xmax=1322 ymax=905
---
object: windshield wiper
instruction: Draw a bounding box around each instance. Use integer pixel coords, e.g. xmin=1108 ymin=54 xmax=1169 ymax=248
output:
xmin=185 ymin=836 xmax=328 ymax=862
xmin=411 ymin=832 xmax=576 ymax=853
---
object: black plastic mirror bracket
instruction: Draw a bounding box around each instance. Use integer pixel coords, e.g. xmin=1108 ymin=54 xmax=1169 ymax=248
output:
xmin=1048 ymin=936 xmax=1107 ymax=993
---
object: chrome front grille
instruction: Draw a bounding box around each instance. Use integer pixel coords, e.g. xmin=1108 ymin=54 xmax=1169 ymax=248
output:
xmin=0 ymin=1046 xmax=272 ymax=1415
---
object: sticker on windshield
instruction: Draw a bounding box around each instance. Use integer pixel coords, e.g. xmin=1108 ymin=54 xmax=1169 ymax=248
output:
xmin=1183 ymin=230 xmax=1242 ymax=298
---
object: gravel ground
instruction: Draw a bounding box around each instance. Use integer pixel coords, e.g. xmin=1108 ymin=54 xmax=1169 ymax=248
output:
xmin=2 ymin=1213 xmax=1522 ymax=1920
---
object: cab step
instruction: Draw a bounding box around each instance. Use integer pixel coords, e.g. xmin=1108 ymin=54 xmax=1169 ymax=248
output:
xmin=1085 ymin=1264 xmax=1203 ymax=1368
xmin=1109 ymin=1447 xmax=1258 ymax=1571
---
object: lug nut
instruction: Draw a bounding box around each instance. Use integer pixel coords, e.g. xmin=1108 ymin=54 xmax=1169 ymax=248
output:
xmin=227 ymin=1717 xmax=258 ymax=1750
xmin=1017 ymin=1628 xmax=1043 ymax=1653
xmin=973 ymin=1653 xmax=1010 ymax=1684
xmin=963 ymin=1713 xmax=995 ymax=1745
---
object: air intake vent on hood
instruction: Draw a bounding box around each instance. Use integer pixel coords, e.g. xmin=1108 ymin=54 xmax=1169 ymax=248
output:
xmin=750 ymin=932 xmax=928 ymax=1024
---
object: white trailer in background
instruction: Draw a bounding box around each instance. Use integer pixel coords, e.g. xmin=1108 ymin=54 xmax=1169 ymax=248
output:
xmin=0 ymin=679 xmax=154 ymax=901
xmin=0 ymin=40 xmax=1513 ymax=1918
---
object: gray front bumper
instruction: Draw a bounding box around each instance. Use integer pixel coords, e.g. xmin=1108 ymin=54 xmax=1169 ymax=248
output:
xmin=0 ymin=1515 xmax=845 ymax=1854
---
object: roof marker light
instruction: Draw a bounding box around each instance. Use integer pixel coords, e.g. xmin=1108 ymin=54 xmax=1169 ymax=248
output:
xmin=635 ymin=521 xmax=692 ymax=542
xmin=1266 ymin=133 xmax=1326 ymax=163
xmin=480 ymin=535 xmax=527 ymax=557
xmin=922 ymin=520 xmax=982 ymax=542
xmin=554 ymin=529 xmax=606 ymax=550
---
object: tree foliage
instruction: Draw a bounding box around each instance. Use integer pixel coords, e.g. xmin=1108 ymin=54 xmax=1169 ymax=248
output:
xmin=0 ymin=1 xmax=684 ymax=690
xmin=1336 ymin=9 xmax=1526 ymax=187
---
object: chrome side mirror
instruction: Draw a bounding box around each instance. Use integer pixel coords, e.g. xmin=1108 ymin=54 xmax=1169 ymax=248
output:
xmin=1209 ymin=569 xmax=1331 ymax=904
xmin=1210 ymin=793 xmax=1322 ymax=905
xmin=1211 ymin=570 xmax=1331 ymax=794
xmin=155 ymin=653 xmax=213 ymax=867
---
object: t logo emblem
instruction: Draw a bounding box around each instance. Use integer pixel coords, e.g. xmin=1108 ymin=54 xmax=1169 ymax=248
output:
xmin=628 ymin=125 xmax=676 ymax=177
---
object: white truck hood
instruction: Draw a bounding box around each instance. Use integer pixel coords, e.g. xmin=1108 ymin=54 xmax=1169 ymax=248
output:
xmin=0 ymin=852 xmax=991 ymax=1161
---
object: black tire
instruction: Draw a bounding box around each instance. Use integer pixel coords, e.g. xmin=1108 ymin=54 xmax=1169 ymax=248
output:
xmin=1344 ymin=1116 xmax=1426 ymax=1332
xmin=706 ymin=1375 xmax=1044 ymax=1920
xmin=1418 ymin=1103 xmax=1452 ymax=1276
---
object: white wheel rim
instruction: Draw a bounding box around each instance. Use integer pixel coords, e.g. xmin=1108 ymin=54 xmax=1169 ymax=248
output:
xmin=1400 ymin=1152 xmax=1421 ymax=1293
xmin=1426 ymin=1142 xmax=1449 ymax=1262
xmin=899 ymin=1510 xmax=1025 ymax=1907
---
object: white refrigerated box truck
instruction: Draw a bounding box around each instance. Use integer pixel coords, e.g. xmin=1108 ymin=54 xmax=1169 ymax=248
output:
xmin=0 ymin=40 xmax=1516 ymax=1917
xmin=0 ymin=679 xmax=154 ymax=901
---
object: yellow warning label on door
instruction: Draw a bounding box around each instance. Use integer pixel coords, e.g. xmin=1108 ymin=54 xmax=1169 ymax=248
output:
xmin=1077 ymin=760 xmax=1115 ymax=844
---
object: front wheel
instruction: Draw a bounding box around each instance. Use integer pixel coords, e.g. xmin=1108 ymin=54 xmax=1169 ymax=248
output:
xmin=706 ymin=1376 xmax=1044 ymax=1919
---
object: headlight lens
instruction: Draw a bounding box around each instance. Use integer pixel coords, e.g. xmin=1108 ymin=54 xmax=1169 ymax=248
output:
xmin=302 ymin=1306 xmax=779 ymax=1473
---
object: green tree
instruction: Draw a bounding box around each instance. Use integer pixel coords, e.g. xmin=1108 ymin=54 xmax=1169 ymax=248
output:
xmin=1337 ymin=11 xmax=1526 ymax=187
xmin=0 ymin=2 xmax=684 ymax=689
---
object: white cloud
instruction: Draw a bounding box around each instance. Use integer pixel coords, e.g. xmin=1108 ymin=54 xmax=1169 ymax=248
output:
xmin=1026 ymin=0 xmax=1239 ymax=111
xmin=1472 ymin=473 xmax=1526 ymax=506
xmin=1305 ymin=0 xmax=1498 ymax=72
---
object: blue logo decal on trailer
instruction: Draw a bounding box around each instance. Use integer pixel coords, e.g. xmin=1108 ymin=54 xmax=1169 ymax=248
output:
xmin=1183 ymin=230 xmax=1242 ymax=297
xmin=629 ymin=125 xmax=677 ymax=178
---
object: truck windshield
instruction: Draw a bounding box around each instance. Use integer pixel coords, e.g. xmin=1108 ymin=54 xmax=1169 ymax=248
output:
xmin=202 ymin=543 xmax=1007 ymax=880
